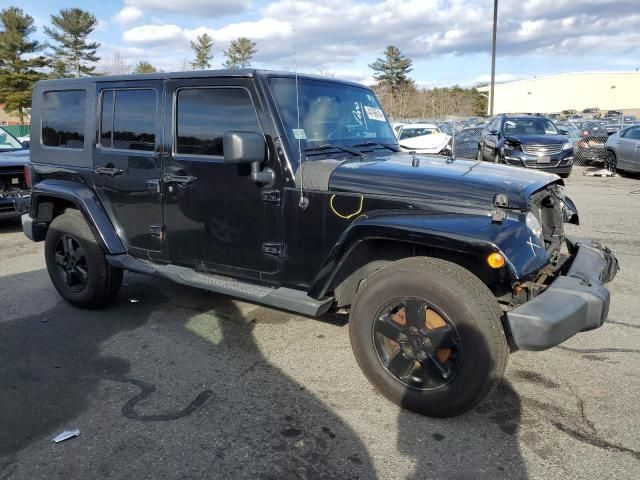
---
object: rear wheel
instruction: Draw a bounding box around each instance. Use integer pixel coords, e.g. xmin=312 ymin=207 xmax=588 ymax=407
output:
xmin=349 ymin=257 xmax=508 ymax=417
xmin=44 ymin=209 xmax=122 ymax=308
xmin=476 ymin=149 xmax=483 ymax=161
xmin=605 ymin=150 xmax=618 ymax=173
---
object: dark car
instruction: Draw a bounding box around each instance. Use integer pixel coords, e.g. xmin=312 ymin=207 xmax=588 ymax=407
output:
xmin=0 ymin=127 xmax=30 ymax=220
xmin=477 ymin=114 xmax=574 ymax=177
xmin=452 ymin=126 xmax=483 ymax=159
xmin=22 ymin=70 xmax=618 ymax=418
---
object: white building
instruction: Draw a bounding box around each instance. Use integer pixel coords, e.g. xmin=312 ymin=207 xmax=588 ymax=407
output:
xmin=478 ymin=72 xmax=640 ymax=115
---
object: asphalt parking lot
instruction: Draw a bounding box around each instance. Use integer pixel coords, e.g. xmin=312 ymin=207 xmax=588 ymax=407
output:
xmin=1 ymin=166 xmax=638 ymax=479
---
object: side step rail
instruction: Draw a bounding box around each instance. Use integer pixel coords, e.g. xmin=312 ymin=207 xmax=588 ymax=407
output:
xmin=106 ymin=254 xmax=333 ymax=317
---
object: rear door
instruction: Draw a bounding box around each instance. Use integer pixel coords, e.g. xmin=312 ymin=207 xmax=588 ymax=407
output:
xmin=93 ymin=81 xmax=165 ymax=255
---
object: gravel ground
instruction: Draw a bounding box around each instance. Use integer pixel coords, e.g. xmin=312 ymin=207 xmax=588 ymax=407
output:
xmin=0 ymin=166 xmax=638 ymax=479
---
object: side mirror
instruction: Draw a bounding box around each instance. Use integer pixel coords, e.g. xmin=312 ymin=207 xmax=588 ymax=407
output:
xmin=222 ymin=131 xmax=273 ymax=184
xmin=223 ymin=131 xmax=266 ymax=164
xmin=21 ymin=140 xmax=30 ymax=149
xmin=558 ymin=128 xmax=568 ymax=135
xmin=489 ymin=129 xmax=499 ymax=136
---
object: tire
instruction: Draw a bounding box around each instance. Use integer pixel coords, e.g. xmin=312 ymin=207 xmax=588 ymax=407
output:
xmin=559 ymin=171 xmax=571 ymax=179
xmin=476 ymin=149 xmax=483 ymax=162
xmin=349 ymin=257 xmax=508 ymax=417
xmin=494 ymin=152 xmax=502 ymax=164
xmin=604 ymin=151 xmax=618 ymax=173
xmin=44 ymin=209 xmax=122 ymax=308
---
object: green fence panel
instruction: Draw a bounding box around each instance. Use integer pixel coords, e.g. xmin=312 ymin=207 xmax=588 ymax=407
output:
xmin=2 ymin=125 xmax=30 ymax=138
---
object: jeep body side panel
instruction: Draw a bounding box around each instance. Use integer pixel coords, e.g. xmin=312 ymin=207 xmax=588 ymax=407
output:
xmin=28 ymin=179 xmax=125 ymax=254
xmin=307 ymin=211 xmax=549 ymax=299
xmin=30 ymin=81 xmax=95 ymax=170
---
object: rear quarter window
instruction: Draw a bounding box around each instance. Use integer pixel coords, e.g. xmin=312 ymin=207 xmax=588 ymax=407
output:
xmin=41 ymin=90 xmax=86 ymax=148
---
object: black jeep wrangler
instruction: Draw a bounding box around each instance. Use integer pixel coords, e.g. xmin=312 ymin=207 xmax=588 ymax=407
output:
xmin=23 ymin=70 xmax=618 ymax=417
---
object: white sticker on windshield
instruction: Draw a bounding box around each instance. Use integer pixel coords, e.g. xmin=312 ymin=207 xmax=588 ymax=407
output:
xmin=292 ymin=128 xmax=307 ymax=140
xmin=364 ymin=106 xmax=385 ymax=122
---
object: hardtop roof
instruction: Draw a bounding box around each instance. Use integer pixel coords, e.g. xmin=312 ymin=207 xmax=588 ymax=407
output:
xmin=34 ymin=69 xmax=368 ymax=90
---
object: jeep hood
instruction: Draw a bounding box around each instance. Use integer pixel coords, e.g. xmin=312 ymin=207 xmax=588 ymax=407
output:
xmin=329 ymin=154 xmax=559 ymax=210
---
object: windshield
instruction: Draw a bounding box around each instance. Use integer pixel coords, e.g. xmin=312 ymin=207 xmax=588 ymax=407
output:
xmin=502 ymin=118 xmax=559 ymax=135
xmin=0 ymin=127 xmax=24 ymax=151
xmin=399 ymin=127 xmax=438 ymax=140
xmin=269 ymin=77 xmax=397 ymax=155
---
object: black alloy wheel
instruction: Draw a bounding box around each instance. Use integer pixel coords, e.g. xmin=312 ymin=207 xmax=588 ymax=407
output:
xmin=372 ymin=298 xmax=461 ymax=390
xmin=53 ymin=234 xmax=89 ymax=292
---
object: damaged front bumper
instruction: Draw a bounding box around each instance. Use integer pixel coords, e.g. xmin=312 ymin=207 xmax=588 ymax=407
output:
xmin=0 ymin=192 xmax=29 ymax=219
xmin=506 ymin=236 xmax=619 ymax=351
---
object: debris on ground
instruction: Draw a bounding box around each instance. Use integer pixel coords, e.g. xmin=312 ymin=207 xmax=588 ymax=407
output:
xmin=52 ymin=429 xmax=80 ymax=443
xmin=583 ymin=168 xmax=617 ymax=177
xmin=129 ymin=298 xmax=140 ymax=303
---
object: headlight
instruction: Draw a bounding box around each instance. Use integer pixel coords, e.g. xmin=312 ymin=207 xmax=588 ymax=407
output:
xmin=562 ymin=142 xmax=573 ymax=150
xmin=526 ymin=211 xmax=543 ymax=241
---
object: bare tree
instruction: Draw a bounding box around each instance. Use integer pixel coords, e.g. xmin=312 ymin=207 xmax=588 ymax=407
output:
xmin=103 ymin=50 xmax=130 ymax=75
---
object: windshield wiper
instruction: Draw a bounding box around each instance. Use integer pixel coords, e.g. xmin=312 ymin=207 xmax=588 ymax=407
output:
xmin=350 ymin=141 xmax=398 ymax=152
xmin=303 ymin=143 xmax=363 ymax=157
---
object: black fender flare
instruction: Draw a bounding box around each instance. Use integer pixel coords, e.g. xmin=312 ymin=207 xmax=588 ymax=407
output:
xmin=308 ymin=213 xmax=518 ymax=299
xmin=29 ymin=179 xmax=126 ymax=254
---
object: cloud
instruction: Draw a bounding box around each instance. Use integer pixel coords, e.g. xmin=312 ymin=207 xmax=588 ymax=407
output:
xmin=124 ymin=0 xmax=250 ymax=17
xmin=123 ymin=24 xmax=185 ymax=44
xmin=116 ymin=0 xmax=640 ymax=76
xmin=113 ymin=7 xmax=143 ymax=26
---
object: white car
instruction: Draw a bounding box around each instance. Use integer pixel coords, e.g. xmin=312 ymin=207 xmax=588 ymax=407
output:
xmin=395 ymin=123 xmax=451 ymax=154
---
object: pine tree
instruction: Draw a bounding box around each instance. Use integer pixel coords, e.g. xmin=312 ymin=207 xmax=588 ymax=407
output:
xmin=190 ymin=33 xmax=214 ymax=70
xmin=44 ymin=8 xmax=100 ymax=77
xmin=133 ymin=60 xmax=157 ymax=74
xmin=0 ymin=7 xmax=48 ymax=124
xmin=223 ymin=37 xmax=256 ymax=69
xmin=369 ymin=45 xmax=414 ymax=91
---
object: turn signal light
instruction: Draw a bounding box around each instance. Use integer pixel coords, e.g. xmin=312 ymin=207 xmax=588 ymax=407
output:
xmin=487 ymin=252 xmax=506 ymax=269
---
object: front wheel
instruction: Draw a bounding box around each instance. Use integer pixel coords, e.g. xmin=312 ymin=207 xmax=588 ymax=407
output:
xmin=604 ymin=151 xmax=618 ymax=173
xmin=349 ymin=257 xmax=508 ymax=417
xmin=44 ymin=209 xmax=122 ymax=308
xmin=476 ymin=149 xmax=483 ymax=161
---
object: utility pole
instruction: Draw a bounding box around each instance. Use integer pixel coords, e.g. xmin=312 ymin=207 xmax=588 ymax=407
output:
xmin=489 ymin=0 xmax=498 ymax=116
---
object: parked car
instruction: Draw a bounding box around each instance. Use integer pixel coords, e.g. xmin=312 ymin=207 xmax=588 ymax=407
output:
xmin=452 ymin=126 xmax=483 ymax=159
xmin=477 ymin=114 xmax=574 ymax=177
xmin=0 ymin=127 xmax=30 ymax=220
xmin=22 ymin=70 xmax=618 ymax=417
xmin=395 ymin=123 xmax=451 ymax=154
xmin=605 ymin=124 xmax=640 ymax=173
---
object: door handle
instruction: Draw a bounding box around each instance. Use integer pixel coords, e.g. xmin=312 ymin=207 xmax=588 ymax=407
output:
xmin=163 ymin=173 xmax=197 ymax=184
xmin=95 ymin=166 xmax=124 ymax=176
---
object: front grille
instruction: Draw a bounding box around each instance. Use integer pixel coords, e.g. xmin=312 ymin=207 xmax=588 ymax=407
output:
xmin=522 ymin=143 xmax=563 ymax=155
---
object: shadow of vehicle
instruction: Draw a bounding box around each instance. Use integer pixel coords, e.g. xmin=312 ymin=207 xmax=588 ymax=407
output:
xmin=0 ymin=217 xmax=22 ymax=234
xmin=0 ymin=270 xmax=376 ymax=479
xmin=394 ymin=323 xmax=528 ymax=479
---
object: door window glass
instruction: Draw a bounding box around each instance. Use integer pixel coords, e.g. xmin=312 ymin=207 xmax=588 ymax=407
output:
xmin=100 ymin=89 xmax=156 ymax=151
xmin=42 ymin=90 xmax=86 ymax=148
xmin=624 ymin=127 xmax=640 ymax=140
xmin=176 ymin=87 xmax=261 ymax=156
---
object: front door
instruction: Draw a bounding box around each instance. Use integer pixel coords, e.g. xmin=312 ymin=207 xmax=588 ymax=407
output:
xmin=93 ymin=81 xmax=164 ymax=255
xmin=161 ymin=78 xmax=280 ymax=276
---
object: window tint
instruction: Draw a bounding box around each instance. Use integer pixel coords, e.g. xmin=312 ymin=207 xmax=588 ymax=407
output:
xmin=176 ymin=88 xmax=261 ymax=156
xmin=42 ymin=90 xmax=86 ymax=148
xmin=622 ymin=127 xmax=640 ymax=140
xmin=100 ymin=89 xmax=156 ymax=151
xmin=100 ymin=90 xmax=114 ymax=148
